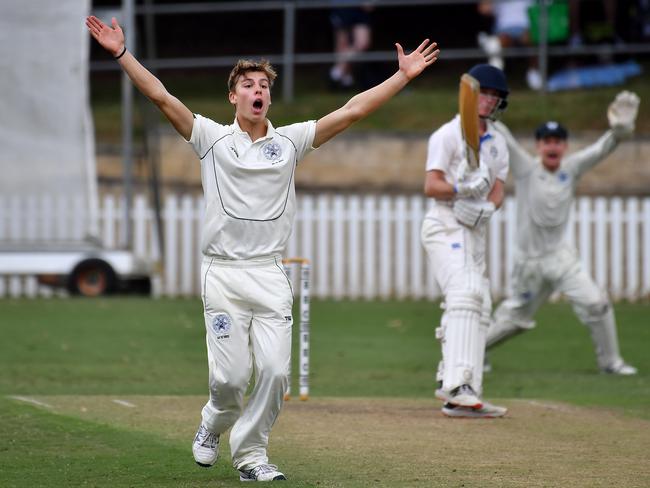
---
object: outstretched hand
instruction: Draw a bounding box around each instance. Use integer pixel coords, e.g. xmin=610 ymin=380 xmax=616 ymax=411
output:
xmin=395 ymin=39 xmax=440 ymax=80
xmin=607 ymin=90 xmax=640 ymax=136
xmin=86 ymin=16 xmax=125 ymax=57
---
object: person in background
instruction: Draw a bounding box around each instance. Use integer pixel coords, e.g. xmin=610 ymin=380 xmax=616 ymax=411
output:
xmin=329 ymin=1 xmax=374 ymax=89
xmin=487 ymin=91 xmax=640 ymax=377
xmin=477 ymin=0 xmax=542 ymax=90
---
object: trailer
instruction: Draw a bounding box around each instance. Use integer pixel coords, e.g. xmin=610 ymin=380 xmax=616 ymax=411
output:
xmin=0 ymin=241 xmax=152 ymax=297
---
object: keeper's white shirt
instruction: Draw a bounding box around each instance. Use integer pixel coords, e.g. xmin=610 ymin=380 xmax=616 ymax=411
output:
xmin=424 ymin=115 xmax=509 ymax=219
xmin=188 ymin=115 xmax=316 ymax=259
xmin=494 ymin=121 xmax=621 ymax=257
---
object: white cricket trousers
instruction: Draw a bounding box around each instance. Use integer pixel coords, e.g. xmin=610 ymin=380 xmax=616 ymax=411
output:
xmin=199 ymin=254 xmax=293 ymax=471
xmin=421 ymin=206 xmax=492 ymax=395
xmin=489 ymin=245 xmax=625 ymax=370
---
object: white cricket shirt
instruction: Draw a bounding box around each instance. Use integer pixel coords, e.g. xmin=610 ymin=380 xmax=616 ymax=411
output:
xmin=494 ymin=121 xmax=621 ymax=257
xmin=424 ymin=115 xmax=509 ymax=220
xmin=188 ymin=115 xmax=316 ymax=259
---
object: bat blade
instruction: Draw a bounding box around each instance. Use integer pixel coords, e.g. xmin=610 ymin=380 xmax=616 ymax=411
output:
xmin=459 ymin=73 xmax=480 ymax=171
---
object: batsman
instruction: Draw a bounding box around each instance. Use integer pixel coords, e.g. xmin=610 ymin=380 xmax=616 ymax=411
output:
xmin=421 ymin=64 xmax=510 ymax=418
xmin=488 ymin=91 xmax=639 ymax=375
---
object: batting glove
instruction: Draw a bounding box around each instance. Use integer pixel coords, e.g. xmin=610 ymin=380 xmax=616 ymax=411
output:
xmin=453 ymin=198 xmax=495 ymax=228
xmin=608 ymin=90 xmax=640 ymax=138
xmin=454 ymin=165 xmax=491 ymax=199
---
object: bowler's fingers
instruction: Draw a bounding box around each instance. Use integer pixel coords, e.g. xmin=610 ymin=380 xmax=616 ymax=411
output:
xmin=394 ymin=42 xmax=405 ymax=57
xmin=424 ymin=48 xmax=440 ymax=64
xmin=111 ymin=17 xmax=122 ymax=32
xmin=415 ymin=38 xmax=431 ymax=53
xmin=421 ymin=41 xmax=437 ymax=57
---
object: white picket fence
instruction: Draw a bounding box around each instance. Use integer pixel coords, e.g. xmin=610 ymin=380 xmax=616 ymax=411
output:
xmin=1 ymin=193 xmax=650 ymax=301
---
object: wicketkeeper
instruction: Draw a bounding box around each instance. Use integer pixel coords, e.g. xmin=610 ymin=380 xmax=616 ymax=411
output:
xmin=421 ymin=64 xmax=510 ymax=418
xmin=86 ymin=15 xmax=439 ymax=482
xmin=488 ymin=91 xmax=640 ymax=375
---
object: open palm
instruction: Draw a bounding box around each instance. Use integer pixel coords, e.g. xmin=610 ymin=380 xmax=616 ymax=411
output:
xmin=396 ymin=39 xmax=439 ymax=80
xmin=86 ymin=16 xmax=124 ymax=56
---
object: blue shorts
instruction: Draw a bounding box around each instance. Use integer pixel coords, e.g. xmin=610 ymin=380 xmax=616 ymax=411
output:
xmin=330 ymin=8 xmax=371 ymax=30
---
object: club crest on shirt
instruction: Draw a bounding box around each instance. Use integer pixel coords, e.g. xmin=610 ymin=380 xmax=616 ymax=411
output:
xmin=262 ymin=142 xmax=282 ymax=161
xmin=212 ymin=312 xmax=232 ymax=339
xmin=489 ymin=145 xmax=498 ymax=158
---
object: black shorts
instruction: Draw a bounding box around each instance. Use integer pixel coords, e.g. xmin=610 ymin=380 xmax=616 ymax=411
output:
xmin=330 ymin=8 xmax=371 ymax=30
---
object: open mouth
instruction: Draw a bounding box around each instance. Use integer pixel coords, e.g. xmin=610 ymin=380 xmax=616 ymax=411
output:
xmin=253 ymin=99 xmax=263 ymax=110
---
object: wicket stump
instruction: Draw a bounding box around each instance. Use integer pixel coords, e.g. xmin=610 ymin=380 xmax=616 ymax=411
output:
xmin=282 ymin=258 xmax=310 ymax=401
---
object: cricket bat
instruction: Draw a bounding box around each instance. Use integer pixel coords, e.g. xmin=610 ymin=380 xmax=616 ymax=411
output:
xmin=459 ymin=73 xmax=480 ymax=171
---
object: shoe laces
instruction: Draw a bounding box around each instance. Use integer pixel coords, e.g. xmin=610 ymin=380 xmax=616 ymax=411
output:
xmin=452 ymin=384 xmax=476 ymax=397
xmin=250 ymin=464 xmax=280 ymax=476
xmin=195 ymin=425 xmax=218 ymax=449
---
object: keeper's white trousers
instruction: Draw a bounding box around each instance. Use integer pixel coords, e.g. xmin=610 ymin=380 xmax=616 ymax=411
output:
xmin=199 ymin=255 xmax=293 ymax=471
xmin=421 ymin=206 xmax=491 ymax=395
xmin=489 ymin=245 xmax=625 ymax=370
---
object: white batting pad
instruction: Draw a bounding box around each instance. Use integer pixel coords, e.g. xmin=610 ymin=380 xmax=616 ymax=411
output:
xmin=471 ymin=279 xmax=492 ymax=395
xmin=583 ymin=306 xmax=624 ymax=370
xmin=442 ymin=309 xmax=482 ymax=389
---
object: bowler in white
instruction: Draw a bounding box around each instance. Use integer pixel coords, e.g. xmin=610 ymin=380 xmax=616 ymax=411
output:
xmin=86 ymin=14 xmax=439 ymax=482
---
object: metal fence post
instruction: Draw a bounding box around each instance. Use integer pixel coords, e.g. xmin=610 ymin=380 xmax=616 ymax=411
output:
xmin=282 ymin=1 xmax=296 ymax=102
xmin=121 ymin=0 xmax=135 ymax=248
xmin=537 ymin=0 xmax=549 ymax=93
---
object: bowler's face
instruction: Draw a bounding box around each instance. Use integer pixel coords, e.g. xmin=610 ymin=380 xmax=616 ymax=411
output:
xmin=536 ymin=137 xmax=568 ymax=172
xmin=229 ymin=71 xmax=271 ymax=123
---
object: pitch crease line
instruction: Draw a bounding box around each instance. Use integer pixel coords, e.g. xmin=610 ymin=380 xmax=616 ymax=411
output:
xmin=112 ymin=399 xmax=136 ymax=408
xmin=8 ymin=395 xmax=53 ymax=409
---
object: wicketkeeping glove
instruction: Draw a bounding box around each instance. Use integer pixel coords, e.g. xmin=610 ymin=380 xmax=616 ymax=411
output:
xmin=453 ymin=198 xmax=495 ymax=228
xmin=454 ymin=165 xmax=491 ymax=199
xmin=607 ymin=90 xmax=640 ymax=138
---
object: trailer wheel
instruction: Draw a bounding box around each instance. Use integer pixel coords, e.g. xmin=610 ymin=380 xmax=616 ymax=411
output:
xmin=68 ymin=260 xmax=116 ymax=297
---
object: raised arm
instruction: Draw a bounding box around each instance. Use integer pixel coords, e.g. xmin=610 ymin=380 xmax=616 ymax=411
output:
xmin=493 ymin=120 xmax=535 ymax=178
xmin=86 ymin=16 xmax=194 ymax=140
xmin=564 ymin=91 xmax=640 ymax=178
xmin=314 ymin=39 xmax=439 ymax=148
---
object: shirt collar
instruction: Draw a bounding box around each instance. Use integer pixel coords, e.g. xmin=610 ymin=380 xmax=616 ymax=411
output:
xmin=232 ymin=118 xmax=276 ymax=141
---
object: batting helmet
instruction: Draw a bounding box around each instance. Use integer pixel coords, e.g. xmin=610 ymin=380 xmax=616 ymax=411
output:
xmin=468 ymin=63 xmax=509 ymax=118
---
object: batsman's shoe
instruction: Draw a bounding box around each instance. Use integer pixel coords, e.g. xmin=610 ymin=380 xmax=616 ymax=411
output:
xmin=434 ymin=381 xmax=450 ymax=403
xmin=601 ymin=361 xmax=638 ymax=376
xmin=239 ymin=464 xmax=287 ymax=482
xmin=448 ymin=384 xmax=482 ymax=409
xmin=192 ymin=424 xmax=220 ymax=467
xmin=442 ymin=401 xmax=507 ymax=418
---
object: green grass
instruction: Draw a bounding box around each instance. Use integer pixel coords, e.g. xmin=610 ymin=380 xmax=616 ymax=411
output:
xmin=1 ymin=298 xmax=647 ymax=411
xmin=90 ymin=66 xmax=650 ymax=142
xmin=1 ymin=298 xmax=648 ymax=487
xmin=0 ymin=396 xmax=227 ymax=488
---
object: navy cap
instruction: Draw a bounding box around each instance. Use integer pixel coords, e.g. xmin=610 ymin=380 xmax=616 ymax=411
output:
xmin=535 ymin=121 xmax=568 ymax=140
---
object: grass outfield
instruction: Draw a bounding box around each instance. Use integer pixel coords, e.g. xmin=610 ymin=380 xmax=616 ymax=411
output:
xmin=1 ymin=298 xmax=649 ymax=487
xmin=90 ymin=68 xmax=650 ymax=142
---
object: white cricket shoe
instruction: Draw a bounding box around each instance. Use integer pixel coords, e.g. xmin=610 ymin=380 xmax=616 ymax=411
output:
xmin=239 ymin=464 xmax=287 ymax=482
xmin=434 ymin=381 xmax=449 ymax=403
xmin=601 ymin=361 xmax=638 ymax=376
xmin=442 ymin=401 xmax=508 ymax=418
xmin=447 ymin=384 xmax=482 ymax=409
xmin=192 ymin=424 xmax=219 ymax=467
